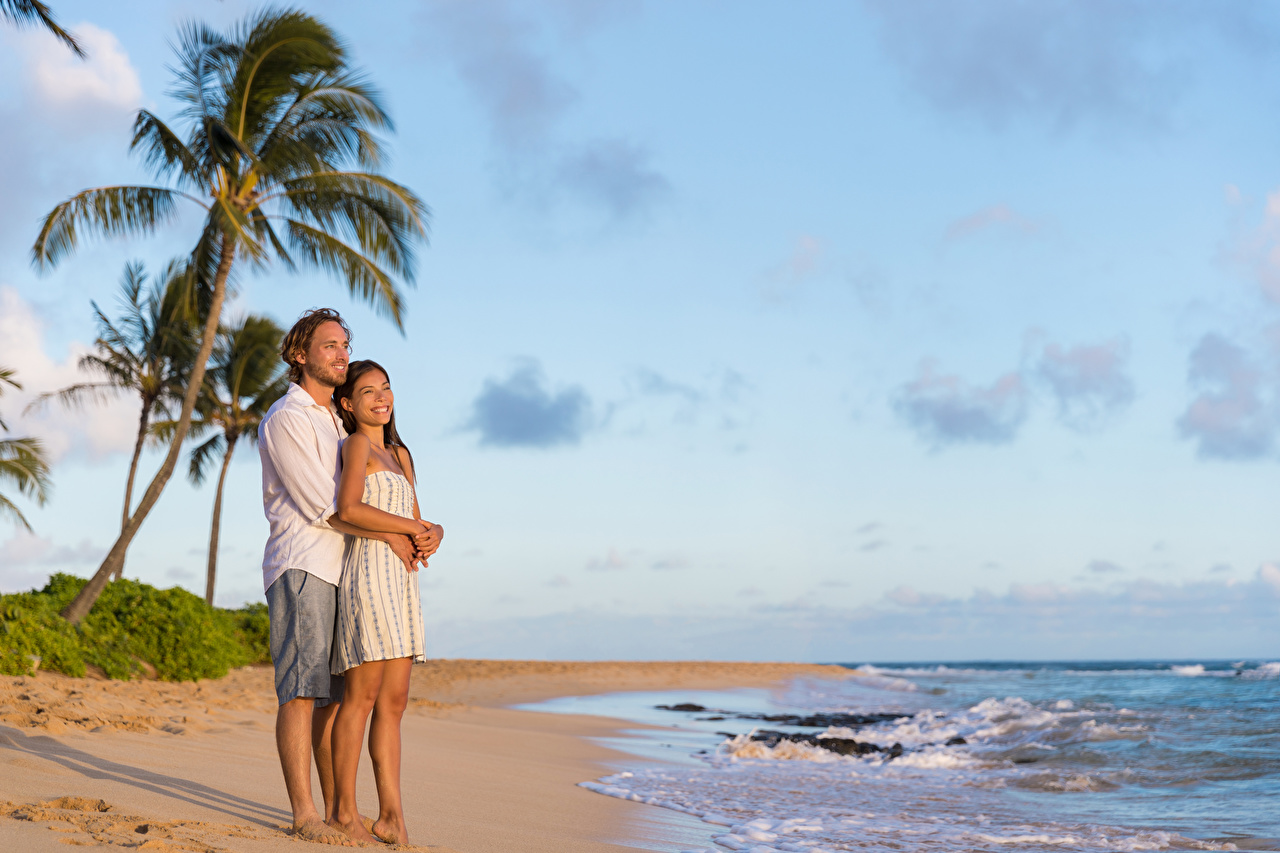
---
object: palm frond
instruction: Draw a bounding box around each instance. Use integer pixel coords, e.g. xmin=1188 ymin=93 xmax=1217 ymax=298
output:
xmin=257 ymin=71 xmax=391 ymax=170
xmin=170 ymin=20 xmax=236 ymax=130
xmin=131 ymin=110 xmax=208 ymax=188
xmin=284 ymin=219 xmax=405 ymax=328
xmin=275 ymin=171 xmax=428 ymax=248
xmin=1 ymin=0 xmax=84 ymax=57
xmin=25 ymin=381 xmax=120 ymax=414
xmin=0 ymin=436 xmax=51 ymax=529
xmin=0 ymin=366 xmax=19 ymax=394
xmin=32 ymin=186 xmax=190 ymax=269
xmin=187 ymin=433 xmax=225 ymax=485
xmin=211 ymin=195 xmax=268 ymax=264
xmin=0 ymin=365 xmax=16 ymax=432
xmin=226 ymin=9 xmax=345 ymax=147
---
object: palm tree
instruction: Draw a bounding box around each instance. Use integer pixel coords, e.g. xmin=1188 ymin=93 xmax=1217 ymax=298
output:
xmin=29 ymin=261 xmax=199 ymax=548
xmin=32 ymin=7 xmax=428 ymax=624
xmin=158 ymin=314 xmax=286 ymax=605
xmin=1 ymin=0 xmax=84 ymax=56
xmin=0 ymin=367 xmax=53 ymax=531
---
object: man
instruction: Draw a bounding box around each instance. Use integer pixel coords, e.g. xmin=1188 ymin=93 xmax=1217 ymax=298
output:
xmin=259 ymin=308 xmax=441 ymax=841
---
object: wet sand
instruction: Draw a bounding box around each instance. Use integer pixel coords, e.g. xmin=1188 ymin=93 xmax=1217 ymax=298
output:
xmin=0 ymin=660 xmax=849 ymax=852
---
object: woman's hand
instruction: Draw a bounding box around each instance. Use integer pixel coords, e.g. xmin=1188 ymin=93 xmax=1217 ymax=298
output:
xmin=414 ymin=520 xmax=443 ymax=564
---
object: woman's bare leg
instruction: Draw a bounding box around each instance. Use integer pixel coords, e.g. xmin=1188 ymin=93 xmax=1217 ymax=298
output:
xmin=368 ymin=657 xmax=413 ymax=844
xmin=327 ymin=660 xmax=384 ymax=843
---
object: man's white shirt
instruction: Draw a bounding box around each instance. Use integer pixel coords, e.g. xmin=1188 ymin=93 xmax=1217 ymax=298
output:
xmin=259 ymin=382 xmax=347 ymax=592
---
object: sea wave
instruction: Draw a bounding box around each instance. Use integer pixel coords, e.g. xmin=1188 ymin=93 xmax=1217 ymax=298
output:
xmin=580 ymin=768 xmax=1239 ymax=853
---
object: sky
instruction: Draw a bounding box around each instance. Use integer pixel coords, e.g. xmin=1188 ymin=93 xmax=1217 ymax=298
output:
xmin=1 ymin=0 xmax=1279 ymax=662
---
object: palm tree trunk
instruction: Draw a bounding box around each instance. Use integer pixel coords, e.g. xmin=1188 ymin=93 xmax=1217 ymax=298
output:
xmin=61 ymin=237 xmax=236 ymax=624
xmin=205 ymin=437 xmax=237 ymax=606
xmin=114 ymin=404 xmax=151 ymax=580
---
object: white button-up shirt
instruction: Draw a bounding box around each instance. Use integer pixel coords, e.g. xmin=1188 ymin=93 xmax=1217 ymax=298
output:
xmin=259 ymin=382 xmax=347 ymax=592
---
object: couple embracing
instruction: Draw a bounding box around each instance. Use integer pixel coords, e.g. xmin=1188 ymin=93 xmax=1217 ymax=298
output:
xmin=258 ymin=307 xmax=442 ymax=845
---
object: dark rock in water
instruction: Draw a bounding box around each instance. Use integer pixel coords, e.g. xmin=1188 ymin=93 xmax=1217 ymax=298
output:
xmin=886 ymin=742 xmax=903 ymax=758
xmin=945 ymin=736 xmax=967 ymax=746
xmin=653 ymin=705 xmax=905 ymax=730
xmin=746 ymin=712 xmax=903 ymax=728
xmin=746 ymin=730 xmax=888 ymax=757
xmin=697 ymin=715 xmax=727 ymax=721
xmin=815 ymin=737 xmax=885 ymax=757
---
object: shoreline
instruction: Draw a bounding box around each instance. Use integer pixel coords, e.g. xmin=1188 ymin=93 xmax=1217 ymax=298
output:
xmin=0 ymin=659 xmax=850 ymax=852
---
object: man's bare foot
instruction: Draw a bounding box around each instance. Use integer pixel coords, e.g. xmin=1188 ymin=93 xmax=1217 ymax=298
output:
xmin=371 ymin=816 xmax=408 ymax=846
xmin=294 ymin=818 xmax=354 ymax=846
xmin=327 ymin=815 xmax=378 ymax=845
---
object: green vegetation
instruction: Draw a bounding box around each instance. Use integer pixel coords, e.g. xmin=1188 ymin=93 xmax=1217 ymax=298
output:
xmin=0 ymin=366 xmax=53 ymax=532
xmin=0 ymin=574 xmax=270 ymax=681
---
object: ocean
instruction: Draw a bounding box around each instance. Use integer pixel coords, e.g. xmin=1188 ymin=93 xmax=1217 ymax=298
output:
xmin=524 ymin=660 xmax=1280 ymax=852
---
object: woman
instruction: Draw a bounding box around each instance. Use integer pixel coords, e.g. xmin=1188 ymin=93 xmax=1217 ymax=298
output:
xmin=327 ymin=359 xmax=439 ymax=845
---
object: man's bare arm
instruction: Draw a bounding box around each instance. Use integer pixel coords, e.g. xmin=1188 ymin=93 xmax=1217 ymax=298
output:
xmin=327 ymin=517 xmax=420 ymax=572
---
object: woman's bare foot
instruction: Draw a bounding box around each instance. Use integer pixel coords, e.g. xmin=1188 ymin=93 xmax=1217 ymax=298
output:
xmin=294 ymin=818 xmax=354 ymax=845
xmin=371 ymin=815 xmax=408 ymax=845
xmin=326 ymin=814 xmax=378 ymax=845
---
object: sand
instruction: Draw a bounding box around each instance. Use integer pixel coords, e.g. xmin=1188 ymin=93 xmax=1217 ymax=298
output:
xmin=0 ymin=660 xmax=851 ymax=852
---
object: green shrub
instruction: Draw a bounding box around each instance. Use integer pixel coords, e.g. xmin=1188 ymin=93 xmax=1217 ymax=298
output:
xmin=0 ymin=590 xmax=86 ymax=677
xmin=0 ymin=574 xmax=270 ymax=682
xmin=231 ymin=602 xmax=272 ymax=665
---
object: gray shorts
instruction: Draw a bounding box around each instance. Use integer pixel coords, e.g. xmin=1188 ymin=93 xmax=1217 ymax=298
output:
xmin=266 ymin=569 xmax=345 ymax=707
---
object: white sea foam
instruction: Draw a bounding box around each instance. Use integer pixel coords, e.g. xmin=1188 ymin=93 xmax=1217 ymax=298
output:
xmin=1243 ymin=661 xmax=1280 ymax=679
xmin=580 ymin=765 xmax=1239 ymax=853
xmin=720 ymin=734 xmax=843 ymax=763
xmin=845 ymin=671 xmax=919 ymax=692
xmin=550 ymin=669 xmax=1275 ymax=853
xmin=1172 ymin=664 xmax=1206 ymax=676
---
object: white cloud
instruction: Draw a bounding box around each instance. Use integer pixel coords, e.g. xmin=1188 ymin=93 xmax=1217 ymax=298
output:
xmin=1176 ymin=333 xmax=1276 ymax=460
xmin=1034 ymin=337 xmax=1135 ymax=431
xmin=885 ymin=585 xmax=946 ymax=607
xmin=427 ymin=567 xmax=1280 ymax=660
xmin=763 ymin=235 xmax=825 ymax=297
xmin=19 ymin=22 xmax=142 ymax=111
xmin=417 ymin=0 xmax=664 ymax=219
xmin=0 ymin=528 xmax=102 ymax=592
xmin=893 ymin=362 xmax=1028 ymax=447
xmin=944 ymin=204 xmax=1040 ymax=242
xmin=0 ymin=286 xmax=137 ymax=463
xmin=861 ymin=1 xmax=1270 ymax=133
xmin=1222 ymin=187 xmax=1280 ymax=303
xmin=0 ymin=23 xmax=141 ymax=250
xmin=585 ymin=548 xmax=627 ymax=571
xmin=1260 ymin=562 xmax=1280 ymax=594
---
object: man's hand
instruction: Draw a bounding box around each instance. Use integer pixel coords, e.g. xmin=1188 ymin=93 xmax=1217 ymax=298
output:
xmin=384 ymin=533 xmax=421 ymax=573
xmin=414 ymin=521 xmax=443 ymax=564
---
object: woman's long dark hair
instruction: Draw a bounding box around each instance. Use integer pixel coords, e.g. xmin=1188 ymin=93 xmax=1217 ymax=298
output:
xmin=333 ymin=359 xmax=416 ymax=482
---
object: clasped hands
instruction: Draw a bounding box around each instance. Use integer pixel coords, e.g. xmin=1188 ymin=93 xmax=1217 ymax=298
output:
xmin=387 ymin=520 xmax=443 ymax=573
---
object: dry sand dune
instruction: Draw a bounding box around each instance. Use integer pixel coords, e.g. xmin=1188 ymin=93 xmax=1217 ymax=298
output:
xmin=0 ymin=660 xmax=849 ymax=852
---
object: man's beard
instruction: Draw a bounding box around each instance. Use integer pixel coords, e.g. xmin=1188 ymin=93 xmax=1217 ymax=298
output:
xmin=303 ymin=359 xmax=346 ymax=389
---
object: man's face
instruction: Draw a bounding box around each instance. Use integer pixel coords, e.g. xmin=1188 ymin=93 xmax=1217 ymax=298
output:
xmin=297 ymin=320 xmax=349 ymax=389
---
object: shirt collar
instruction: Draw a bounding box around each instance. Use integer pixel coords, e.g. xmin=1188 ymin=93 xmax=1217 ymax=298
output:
xmin=286 ymin=381 xmax=337 ymax=412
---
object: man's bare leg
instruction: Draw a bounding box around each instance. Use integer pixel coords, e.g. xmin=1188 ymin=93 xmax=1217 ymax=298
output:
xmin=368 ymin=658 xmax=413 ymax=845
xmin=312 ymin=700 xmax=340 ymax=822
xmin=277 ymin=697 xmax=347 ymax=843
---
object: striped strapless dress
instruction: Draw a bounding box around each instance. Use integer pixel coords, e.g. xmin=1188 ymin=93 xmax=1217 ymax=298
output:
xmin=331 ymin=470 xmax=427 ymax=673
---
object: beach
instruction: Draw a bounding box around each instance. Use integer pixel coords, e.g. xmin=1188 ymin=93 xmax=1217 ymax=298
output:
xmin=0 ymin=660 xmax=850 ymax=852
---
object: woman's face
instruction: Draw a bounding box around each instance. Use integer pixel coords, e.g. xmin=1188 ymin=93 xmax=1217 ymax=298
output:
xmin=343 ymin=369 xmax=393 ymax=428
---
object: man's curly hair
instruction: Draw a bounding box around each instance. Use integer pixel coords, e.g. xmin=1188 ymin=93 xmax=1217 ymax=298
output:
xmin=280 ymin=308 xmax=352 ymax=384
